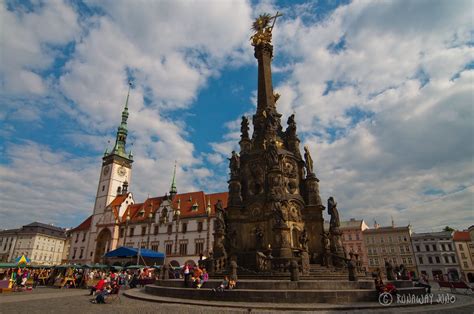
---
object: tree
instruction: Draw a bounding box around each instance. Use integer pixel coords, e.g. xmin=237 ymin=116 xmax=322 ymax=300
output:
xmin=443 ymin=226 xmax=455 ymax=232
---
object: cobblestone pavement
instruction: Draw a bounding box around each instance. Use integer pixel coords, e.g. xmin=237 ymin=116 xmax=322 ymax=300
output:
xmin=0 ymin=287 xmax=473 ymax=314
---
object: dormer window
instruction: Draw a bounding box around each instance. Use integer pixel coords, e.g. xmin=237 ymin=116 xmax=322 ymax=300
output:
xmin=138 ymin=210 xmax=145 ymax=217
xmin=192 ymin=202 xmax=198 ymax=211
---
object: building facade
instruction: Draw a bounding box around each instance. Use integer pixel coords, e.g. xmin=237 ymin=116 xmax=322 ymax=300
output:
xmin=363 ymin=224 xmax=417 ymax=276
xmin=411 ymin=231 xmax=461 ymax=281
xmin=0 ymin=229 xmax=19 ymax=262
xmin=0 ymin=222 xmax=67 ymax=265
xmin=340 ymin=219 xmax=370 ymax=271
xmin=453 ymin=231 xmax=474 ymax=282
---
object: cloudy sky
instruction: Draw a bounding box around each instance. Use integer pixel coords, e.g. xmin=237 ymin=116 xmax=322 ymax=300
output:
xmin=0 ymin=0 xmax=472 ymax=232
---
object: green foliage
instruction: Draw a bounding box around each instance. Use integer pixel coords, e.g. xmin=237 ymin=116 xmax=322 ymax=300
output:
xmin=443 ymin=226 xmax=455 ymax=232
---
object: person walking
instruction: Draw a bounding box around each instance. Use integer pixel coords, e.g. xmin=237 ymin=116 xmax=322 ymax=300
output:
xmin=416 ymin=274 xmax=431 ymax=294
xmin=183 ymin=264 xmax=190 ymax=288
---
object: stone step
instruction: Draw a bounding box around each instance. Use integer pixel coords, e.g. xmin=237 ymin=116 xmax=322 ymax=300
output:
xmin=145 ymin=279 xmax=424 ymax=304
xmin=155 ymin=279 xmax=375 ymax=291
xmin=145 ymin=284 xmax=379 ymax=303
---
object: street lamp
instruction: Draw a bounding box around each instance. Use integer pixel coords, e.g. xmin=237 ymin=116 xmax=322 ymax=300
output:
xmin=206 ymin=198 xmax=211 ymax=256
xmin=147 ymin=203 xmax=153 ymax=249
xmin=123 ymin=214 xmax=130 ymax=247
xmin=174 ymin=199 xmax=181 ymax=255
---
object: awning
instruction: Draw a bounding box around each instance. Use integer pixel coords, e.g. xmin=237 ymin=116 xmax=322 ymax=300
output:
xmin=0 ymin=263 xmax=16 ymax=268
xmin=104 ymin=246 xmax=165 ymax=258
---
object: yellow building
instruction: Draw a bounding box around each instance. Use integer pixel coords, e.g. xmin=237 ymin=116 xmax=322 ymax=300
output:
xmin=453 ymin=231 xmax=474 ymax=282
xmin=363 ymin=223 xmax=416 ymax=277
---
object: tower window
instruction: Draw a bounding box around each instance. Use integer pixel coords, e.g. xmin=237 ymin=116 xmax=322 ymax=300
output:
xmin=102 ymin=185 xmax=105 ymax=191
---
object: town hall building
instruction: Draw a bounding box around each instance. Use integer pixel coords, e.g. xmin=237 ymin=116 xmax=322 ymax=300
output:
xmin=67 ymin=85 xmax=227 ymax=267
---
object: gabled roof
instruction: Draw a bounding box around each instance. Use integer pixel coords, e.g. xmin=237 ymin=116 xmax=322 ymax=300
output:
xmin=23 ymin=222 xmax=65 ymax=233
xmin=121 ymin=191 xmax=228 ymax=223
xmin=71 ymin=215 xmax=92 ymax=232
xmin=108 ymin=193 xmax=130 ymax=208
xmin=453 ymin=231 xmax=471 ymax=241
xmin=363 ymin=225 xmax=411 ymax=233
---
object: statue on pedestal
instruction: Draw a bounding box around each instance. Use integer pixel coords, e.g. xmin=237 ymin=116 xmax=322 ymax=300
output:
xmin=215 ymin=200 xmax=226 ymax=232
xmin=304 ymin=146 xmax=314 ymax=176
xmin=266 ymin=140 xmax=279 ymax=169
xmin=250 ymin=12 xmax=282 ymax=46
xmin=328 ymin=197 xmax=340 ymax=231
xmin=241 ymin=116 xmax=249 ymax=139
xmin=229 ymin=151 xmax=240 ymax=177
xmin=270 ymin=192 xmax=285 ymax=226
xmin=385 ymin=261 xmax=395 ymax=281
xmin=299 ymin=228 xmax=309 ymax=251
xmin=321 ymin=232 xmax=331 ymax=267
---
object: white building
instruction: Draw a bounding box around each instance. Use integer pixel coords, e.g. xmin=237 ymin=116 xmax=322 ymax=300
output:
xmin=0 ymin=222 xmax=67 ymax=265
xmin=0 ymin=229 xmax=19 ymax=262
xmin=411 ymin=231 xmax=461 ymax=281
xmin=67 ymin=88 xmax=228 ymax=266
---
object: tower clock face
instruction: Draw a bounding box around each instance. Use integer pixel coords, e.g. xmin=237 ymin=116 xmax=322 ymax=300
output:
xmin=103 ymin=165 xmax=110 ymax=176
xmin=117 ymin=166 xmax=126 ymax=177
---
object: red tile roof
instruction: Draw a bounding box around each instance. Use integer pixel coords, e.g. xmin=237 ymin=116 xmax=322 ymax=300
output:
xmin=71 ymin=215 xmax=92 ymax=232
xmin=121 ymin=191 xmax=228 ymax=223
xmin=453 ymin=231 xmax=471 ymax=241
xmin=108 ymin=193 xmax=129 ymax=208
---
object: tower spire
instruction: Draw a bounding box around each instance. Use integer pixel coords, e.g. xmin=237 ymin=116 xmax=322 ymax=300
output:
xmin=169 ymin=161 xmax=177 ymax=199
xmin=111 ymin=82 xmax=133 ymax=160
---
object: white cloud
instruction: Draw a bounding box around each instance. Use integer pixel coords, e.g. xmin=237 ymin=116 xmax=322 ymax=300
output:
xmin=0 ymin=0 xmax=79 ymax=94
xmin=0 ymin=141 xmax=97 ymax=229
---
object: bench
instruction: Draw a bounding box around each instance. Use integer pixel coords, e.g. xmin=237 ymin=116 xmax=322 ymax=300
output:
xmin=451 ymin=281 xmax=473 ymax=295
xmin=0 ymin=280 xmax=12 ymax=293
xmin=87 ymin=279 xmax=99 ymax=288
xmin=437 ymin=281 xmax=453 ymax=292
xmin=106 ymin=286 xmax=121 ymax=304
xmin=138 ymin=278 xmax=155 ymax=287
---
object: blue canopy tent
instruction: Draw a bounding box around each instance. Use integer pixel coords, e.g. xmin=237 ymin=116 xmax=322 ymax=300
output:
xmin=104 ymin=247 xmax=165 ymax=267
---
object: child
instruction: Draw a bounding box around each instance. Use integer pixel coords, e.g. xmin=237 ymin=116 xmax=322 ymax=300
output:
xmin=213 ymin=276 xmax=229 ymax=292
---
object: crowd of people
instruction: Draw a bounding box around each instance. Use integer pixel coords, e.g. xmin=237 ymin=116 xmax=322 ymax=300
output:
xmin=373 ymin=265 xmax=433 ymax=297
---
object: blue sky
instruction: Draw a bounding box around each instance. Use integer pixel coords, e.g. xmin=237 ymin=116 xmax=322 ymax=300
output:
xmin=0 ymin=0 xmax=473 ymax=232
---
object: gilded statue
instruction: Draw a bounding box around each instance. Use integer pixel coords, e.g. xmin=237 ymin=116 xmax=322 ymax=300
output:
xmin=250 ymin=12 xmax=283 ymax=46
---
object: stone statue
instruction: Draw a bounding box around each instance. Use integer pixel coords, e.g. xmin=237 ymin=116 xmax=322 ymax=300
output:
xmin=215 ymin=200 xmax=226 ymax=232
xmin=327 ymin=197 xmax=340 ymax=231
xmin=321 ymin=232 xmax=331 ymax=267
xmin=255 ymin=226 xmax=264 ymax=250
xmin=266 ymin=140 xmax=279 ymax=168
xmin=273 ymin=92 xmax=280 ymax=103
xmin=241 ymin=116 xmax=249 ymax=139
xmin=385 ymin=261 xmax=394 ymax=281
xmin=229 ymin=151 xmax=240 ymax=177
xmin=286 ymin=114 xmax=297 ymax=138
xmin=304 ymin=146 xmax=314 ymax=176
xmin=347 ymin=258 xmax=357 ymax=281
xmin=299 ymin=228 xmax=309 ymax=251
xmin=270 ymin=193 xmax=285 ymax=225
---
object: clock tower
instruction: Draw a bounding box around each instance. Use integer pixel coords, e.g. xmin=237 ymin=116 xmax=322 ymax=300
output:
xmin=93 ymin=83 xmax=134 ymax=215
